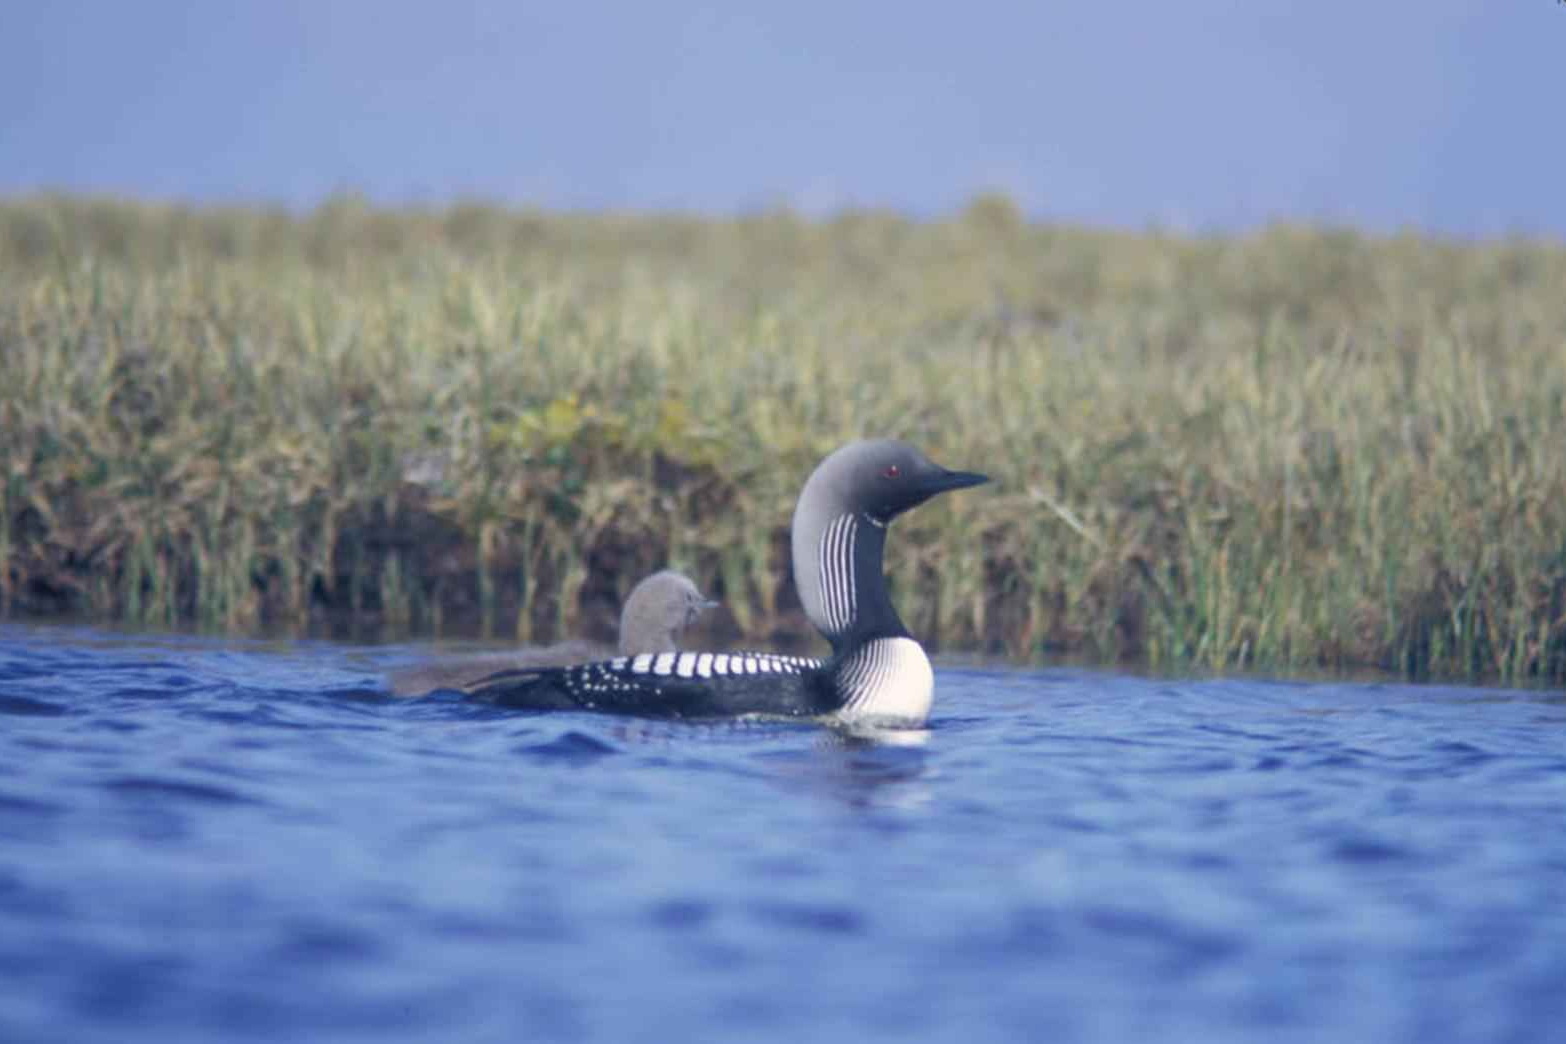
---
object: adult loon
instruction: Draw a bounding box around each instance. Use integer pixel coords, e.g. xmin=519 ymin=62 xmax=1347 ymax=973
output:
xmin=386 ymin=570 xmax=717 ymax=696
xmin=462 ymin=439 xmax=987 ymax=726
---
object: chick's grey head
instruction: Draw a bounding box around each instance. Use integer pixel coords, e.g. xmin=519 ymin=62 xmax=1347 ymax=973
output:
xmin=617 ymin=569 xmax=719 ymax=655
xmin=791 ymin=439 xmax=988 ymax=643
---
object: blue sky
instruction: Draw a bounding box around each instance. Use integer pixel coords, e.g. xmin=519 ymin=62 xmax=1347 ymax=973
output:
xmin=1 ymin=2 xmax=1559 ymax=235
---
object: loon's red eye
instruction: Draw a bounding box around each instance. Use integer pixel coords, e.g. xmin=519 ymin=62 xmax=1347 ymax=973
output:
xmin=883 ymin=464 xmax=900 ymax=478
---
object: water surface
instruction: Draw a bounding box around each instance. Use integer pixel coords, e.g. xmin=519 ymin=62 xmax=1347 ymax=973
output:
xmin=2 ymin=625 xmax=1563 ymax=1043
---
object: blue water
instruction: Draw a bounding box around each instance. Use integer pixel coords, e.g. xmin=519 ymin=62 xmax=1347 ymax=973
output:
xmin=2 ymin=626 xmax=1564 ymax=1044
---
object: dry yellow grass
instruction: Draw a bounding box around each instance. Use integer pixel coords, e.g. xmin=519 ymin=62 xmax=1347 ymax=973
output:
xmin=3 ymin=194 xmax=1564 ymax=681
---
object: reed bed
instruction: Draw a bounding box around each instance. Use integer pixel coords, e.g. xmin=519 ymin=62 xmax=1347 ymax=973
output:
xmin=3 ymin=194 xmax=1564 ymax=682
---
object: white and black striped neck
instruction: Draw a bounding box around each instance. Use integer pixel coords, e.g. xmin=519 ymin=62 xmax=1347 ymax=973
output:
xmin=795 ymin=510 xmax=909 ymax=654
xmin=790 ymin=440 xmax=985 ymax=659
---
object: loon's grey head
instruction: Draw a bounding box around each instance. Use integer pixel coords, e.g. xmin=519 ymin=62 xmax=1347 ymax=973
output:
xmin=791 ymin=439 xmax=988 ymax=649
xmin=617 ymin=570 xmax=719 ymax=656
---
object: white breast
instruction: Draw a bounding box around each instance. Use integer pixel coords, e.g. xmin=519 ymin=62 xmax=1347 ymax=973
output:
xmin=835 ymin=637 xmax=935 ymax=727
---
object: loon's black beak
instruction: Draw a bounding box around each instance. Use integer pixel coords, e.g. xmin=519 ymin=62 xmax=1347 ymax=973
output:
xmin=889 ymin=465 xmax=989 ymax=517
xmin=933 ymin=469 xmax=989 ymax=492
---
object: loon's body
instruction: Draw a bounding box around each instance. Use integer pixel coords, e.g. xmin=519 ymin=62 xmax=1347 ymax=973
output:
xmin=464 ymin=440 xmax=986 ymax=726
xmin=387 ymin=570 xmax=715 ymax=697
xmin=466 ymin=650 xmax=831 ymax=717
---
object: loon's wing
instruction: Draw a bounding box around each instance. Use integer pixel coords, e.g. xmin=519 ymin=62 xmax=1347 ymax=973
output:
xmin=461 ymin=651 xmax=838 ymax=719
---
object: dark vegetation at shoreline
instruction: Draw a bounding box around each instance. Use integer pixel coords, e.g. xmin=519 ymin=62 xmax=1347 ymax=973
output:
xmin=3 ymin=195 xmax=1565 ymax=681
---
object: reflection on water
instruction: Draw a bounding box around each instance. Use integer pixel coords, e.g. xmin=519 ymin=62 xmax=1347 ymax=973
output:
xmin=761 ymin=727 xmax=934 ymax=812
xmin=2 ymin=625 xmax=1565 ymax=1044
xmin=592 ymin=715 xmax=934 ymax=810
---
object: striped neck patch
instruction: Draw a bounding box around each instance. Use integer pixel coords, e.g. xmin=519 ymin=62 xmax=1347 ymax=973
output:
xmin=815 ymin=513 xmax=859 ymax=636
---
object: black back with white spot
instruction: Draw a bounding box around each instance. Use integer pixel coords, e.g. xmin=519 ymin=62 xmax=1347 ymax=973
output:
xmin=462 ymin=651 xmax=839 ymax=719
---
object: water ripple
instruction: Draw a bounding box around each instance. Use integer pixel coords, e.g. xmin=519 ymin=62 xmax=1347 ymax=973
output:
xmin=514 ymin=730 xmax=621 ymax=762
xmin=0 ymin=694 xmax=70 ymax=717
xmin=101 ymin=775 xmax=265 ymax=807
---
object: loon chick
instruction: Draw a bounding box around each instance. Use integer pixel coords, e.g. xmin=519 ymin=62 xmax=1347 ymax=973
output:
xmin=462 ymin=439 xmax=987 ymax=726
xmin=386 ymin=570 xmax=717 ymax=696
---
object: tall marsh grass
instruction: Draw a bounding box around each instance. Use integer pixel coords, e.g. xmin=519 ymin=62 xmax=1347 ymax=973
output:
xmin=3 ymin=194 xmax=1564 ymax=681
